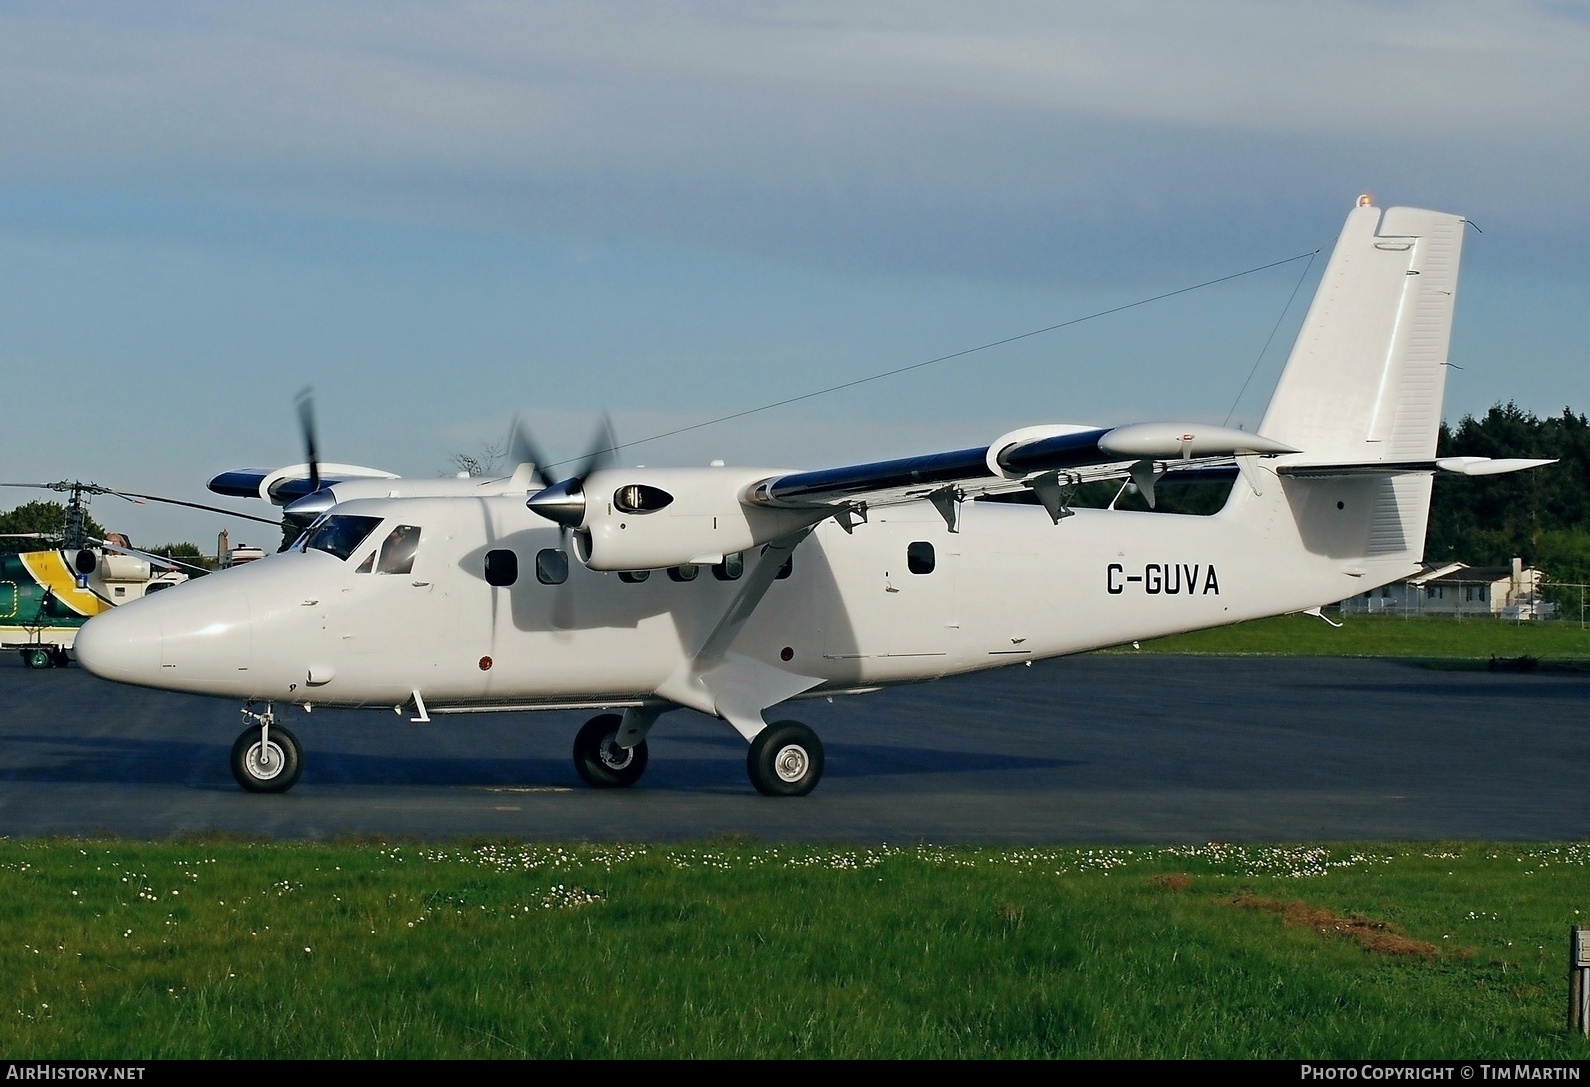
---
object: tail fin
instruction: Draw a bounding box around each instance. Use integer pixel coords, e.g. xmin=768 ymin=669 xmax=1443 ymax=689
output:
xmin=1260 ymin=200 xmax=1466 ymax=461
xmin=1232 ymin=199 xmax=1466 ymax=567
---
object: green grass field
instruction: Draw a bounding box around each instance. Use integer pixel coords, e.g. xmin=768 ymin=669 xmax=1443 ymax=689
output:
xmin=1118 ymin=614 xmax=1590 ymax=660
xmin=5 ymin=839 xmax=1590 ymax=1058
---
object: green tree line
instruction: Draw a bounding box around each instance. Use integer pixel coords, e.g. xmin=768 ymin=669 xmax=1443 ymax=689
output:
xmin=1429 ymin=403 xmax=1590 ymax=583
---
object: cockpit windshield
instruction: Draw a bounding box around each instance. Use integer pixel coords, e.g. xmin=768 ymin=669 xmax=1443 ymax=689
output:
xmin=301 ymin=515 xmax=383 ymax=561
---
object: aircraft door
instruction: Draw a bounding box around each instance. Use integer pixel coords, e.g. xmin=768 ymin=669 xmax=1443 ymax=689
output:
xmin=876 ymin=535 xmax=956 ymax=661
xmin=337 ymin=512 xmax=457 ymax=685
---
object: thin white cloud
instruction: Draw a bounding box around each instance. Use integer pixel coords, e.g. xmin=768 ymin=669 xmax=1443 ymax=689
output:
xmin=3 ymin=1 xmax=1585 ymax=176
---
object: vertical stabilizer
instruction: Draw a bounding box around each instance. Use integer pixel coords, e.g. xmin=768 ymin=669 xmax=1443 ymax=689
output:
xmin=1232 ymin=199 xmax=1466 ymax=569
xmin=1260 ymin=200 xmax=1465 ymax=461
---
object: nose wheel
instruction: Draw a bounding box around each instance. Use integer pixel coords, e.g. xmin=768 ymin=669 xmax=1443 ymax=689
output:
xmin=746 ymin=720 xmax=824 ymax=797
xmin=231 ymin=704 xmax=303 ymax=793
xmin=573 ymin=713 xmax=649 ymax=788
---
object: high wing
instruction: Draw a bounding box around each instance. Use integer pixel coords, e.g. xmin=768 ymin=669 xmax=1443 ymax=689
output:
xmin=208 ymin=463 xmax=399 ymax=506
xmin=744 ymin=421 xmax=1299 ymax=523
xmin=741 ymin=422 xmax=1556 ymax=527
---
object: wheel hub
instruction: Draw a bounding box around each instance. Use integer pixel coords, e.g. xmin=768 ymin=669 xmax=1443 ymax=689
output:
xmin=773 ymin=743 xmax=809 ymax=783
xmin=597 ymin=737 xmax=634 ymax=771
xmin=245 ymin=741 xmax=285 ymax=781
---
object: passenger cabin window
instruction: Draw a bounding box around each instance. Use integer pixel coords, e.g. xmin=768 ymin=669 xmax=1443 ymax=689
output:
xmin=613 ymin=484 xmax=674 ymax=514
xmin=485 ymin=549 xmax=518 ymax=587
xmin=776 ymin=555 xmax=793 ymax=580
xmin=375 ymin=525 xmax=422 ymax=575
xmin=907 ymin=541 xmax=936 ymax=575
xmin=303 ymin=515 xmax=383 ymax=561
xmin=667 ymin=564 xmax=699 ymax=582
xmin=536 ymin=549 xmax=568 ymax=585
xmin=145 ymin=582 xmax=170 ymax=595
xmin=618 ymin=570 xmax=650 ymax=583
xmin=713 ymin=552 xmax=744 ymax=581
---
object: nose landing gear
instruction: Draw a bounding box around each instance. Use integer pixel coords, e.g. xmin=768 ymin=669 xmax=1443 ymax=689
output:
xmin=231 ymin=703 xmax=303 ymax=793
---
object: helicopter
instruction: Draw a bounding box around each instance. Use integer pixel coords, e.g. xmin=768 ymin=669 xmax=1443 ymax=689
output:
xmin=0 ymin=480 xmax=280 ymax=668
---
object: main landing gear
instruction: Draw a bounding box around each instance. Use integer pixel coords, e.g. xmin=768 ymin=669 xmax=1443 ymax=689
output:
xmin=569 ymin=713 xmax=825 ymax=796
xmin=231 ymin=704 xmax=303 ymax=793
xmin=746 ymin=721 xmax=824 ymax=797
xmin=573 ymin=714 xmax=649 ymax=788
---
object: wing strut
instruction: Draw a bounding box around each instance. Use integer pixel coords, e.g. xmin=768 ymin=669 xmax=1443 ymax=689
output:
xmin=653 ymin=527 xmax=823 ymax=740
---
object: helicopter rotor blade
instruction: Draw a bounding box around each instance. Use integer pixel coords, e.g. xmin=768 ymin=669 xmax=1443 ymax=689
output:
xmin=86 ymin=537 xmax=212 ymax=575
xmin=3 ymin=482 xmax=278 ymax=526
xmin=104 ymin=490 xmax=283 ymax=527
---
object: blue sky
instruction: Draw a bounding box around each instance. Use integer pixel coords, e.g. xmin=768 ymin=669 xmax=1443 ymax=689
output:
xmin=2 ymin=1 xmax=1587 ymax=547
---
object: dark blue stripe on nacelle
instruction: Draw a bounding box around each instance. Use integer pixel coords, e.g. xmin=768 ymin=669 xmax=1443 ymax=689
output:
xmin=209 ymin=469 xmax=348 ymax=504
xmin=208 ymin=470 xmax=272 ymax=498
xmin=994 ymin=429 xmax=1111 ymax=475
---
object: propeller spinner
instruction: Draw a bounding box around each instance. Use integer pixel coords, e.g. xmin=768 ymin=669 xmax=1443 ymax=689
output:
xmin=524 ymin=416 xmax=618 ymax=534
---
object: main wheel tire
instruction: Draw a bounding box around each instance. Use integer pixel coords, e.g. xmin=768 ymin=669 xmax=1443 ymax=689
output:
xmin=573 ymin=714 xmax=648 ymax=788
xmin=23 ymin=647 xmax=52 ymax=670
xmin=50 ymin=648 xmax=70 ymax=668
xmin=230 ymin=725 xmax=303 ymax=793
xmin=746 ymin=720 xmax=824 ymax=797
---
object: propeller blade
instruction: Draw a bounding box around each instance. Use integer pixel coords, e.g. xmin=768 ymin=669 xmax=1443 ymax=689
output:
xmin=574 ymin=414 xmax=618 ymax=481
xmin=507 ymin=415 xmax=554 ymax=490
xmin=524 ymin=414 xmax=616 ymax=533
xmin=296 ymin=387 xmax=321 ymax=494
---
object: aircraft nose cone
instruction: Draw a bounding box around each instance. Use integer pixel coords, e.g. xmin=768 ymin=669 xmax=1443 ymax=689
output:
xmin=526 ymin=478 xmax=586 ymax=528
xmin=74 ymin=604 xmax=163 ymax=686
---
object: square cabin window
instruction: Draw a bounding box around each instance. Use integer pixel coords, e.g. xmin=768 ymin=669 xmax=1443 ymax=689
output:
xmin=536 ymin=549 xmax=569 ymax=586
xmin=776 ymin=555 xmax=793 ymax=580
xmin=618 ymin=570 xmax=650 ymax=584
xmin=907 ymin=541 xmax=936 ymax=575
xmin=484 ymin=549 xmax=518 ymax=587
xmin=667 ymin=564 xmax=699 ymax=582
xmin=713 ymin=552 xmax=744 ymax=581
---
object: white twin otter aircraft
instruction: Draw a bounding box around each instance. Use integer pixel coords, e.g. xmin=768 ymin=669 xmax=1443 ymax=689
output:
xmin=75 ymin=199 xmax=1551 ymax=797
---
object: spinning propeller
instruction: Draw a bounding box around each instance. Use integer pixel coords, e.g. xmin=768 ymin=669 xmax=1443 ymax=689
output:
xmin=523 ymin=415 xmax=618 ymax=537
xmin=296 ymin=386 xmax=321 ymax=497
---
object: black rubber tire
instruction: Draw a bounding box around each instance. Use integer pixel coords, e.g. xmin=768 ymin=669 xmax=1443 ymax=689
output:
xmin=230 ymin=724 xmax=303 ymax=794
xmin=573 ymin=714 xmax=648 ymax=788
xmin=50 ymin=648 xmax=70 ymax=668
xmin=746 ymin=720 xmax=824 ymax=797
xmin=23 ymin=647 xmax=52 ymax=670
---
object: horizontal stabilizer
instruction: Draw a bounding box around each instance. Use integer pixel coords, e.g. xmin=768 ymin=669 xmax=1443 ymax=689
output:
xmin=1277 ymin=457 xmax=1555 ymax=480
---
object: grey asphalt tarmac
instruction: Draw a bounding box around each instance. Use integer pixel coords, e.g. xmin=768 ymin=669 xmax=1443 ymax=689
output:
xmin=1 ymin=652 xmax=1586 ymax=842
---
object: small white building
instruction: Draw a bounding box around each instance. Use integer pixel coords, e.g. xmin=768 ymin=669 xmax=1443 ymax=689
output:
xmin=1340 ymin=558 xmax=1552 ymax=620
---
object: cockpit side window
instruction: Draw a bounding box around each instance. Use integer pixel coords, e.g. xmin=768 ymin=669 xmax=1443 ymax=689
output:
xmin=375 ymin=524 xmax=422 ymax=575
xmin=303 ymin=515 xmax=383 ymax=561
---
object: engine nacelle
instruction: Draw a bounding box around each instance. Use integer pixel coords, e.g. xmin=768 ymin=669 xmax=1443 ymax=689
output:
xmin=570 ymin=467 xmax=817 ymax=572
